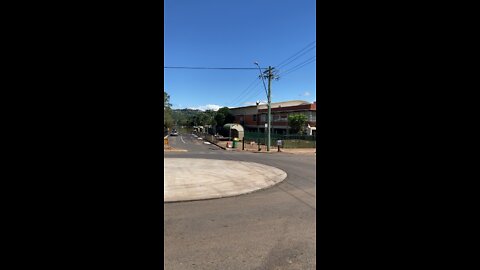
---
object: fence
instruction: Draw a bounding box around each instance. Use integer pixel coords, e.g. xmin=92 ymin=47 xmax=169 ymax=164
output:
xmin=192 ymin=131 xmax=221 ymax=145
xmin=243 ymin=132 xmax=316 ymax=149
xmin=192 ymin=130 xmax=316 ymax=149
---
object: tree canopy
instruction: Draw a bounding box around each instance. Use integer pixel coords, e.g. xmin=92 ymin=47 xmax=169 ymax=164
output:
xmin=288 ymin=113 xmax=308 ymax=134
xmin=215 ymin=107 xmax=234 ymax=127
xmin=164 ymin=91 xmax=173 ymax=129
xmin=168 ymin=105 xmax=235 ymax=135
xmin=163 ymin=89 xmax=237 ymax=133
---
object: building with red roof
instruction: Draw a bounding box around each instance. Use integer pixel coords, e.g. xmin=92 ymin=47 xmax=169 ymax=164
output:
xmin=229 ymin=100 xmax=316 ymax=135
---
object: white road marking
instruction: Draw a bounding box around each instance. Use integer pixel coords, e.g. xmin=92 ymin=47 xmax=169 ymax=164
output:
xmin=180 ymin=136 xmax=186 ymax=144
xmin=203 ymin=142 xmax=211 ymax=145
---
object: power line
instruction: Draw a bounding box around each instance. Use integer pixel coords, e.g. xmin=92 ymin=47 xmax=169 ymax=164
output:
xmin=281 ymin=60 xmax=316 ymax=78
xmin=244 ymin=90 xmax=264 ymax=106
xmin=164 ymin=66 xmax=267 ymax=70
xmin=275 ymin=40 xmax=316 ymax=68
xmin=228 ymin=79 xmax=261 ymax=106
xmin=164 ymin=65 xmax=266 ymax=106
xmin=276 ymin=45 xmax=316 ymax=70
xmin=240 ymin=84 xmax=263 ymax=104
xmin=281 ymin=55 xmax=316 ymax=73
xmin=227 ymin=77 xmax=258 ymax=105
xmin=279 ymin=56 xmax=316 ymax=77
xmin=235 ymin=85 xmax=263 ymax=107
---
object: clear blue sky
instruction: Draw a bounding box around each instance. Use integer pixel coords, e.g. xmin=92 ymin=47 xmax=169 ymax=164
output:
xmin=164 ymin=0 xmax=316 ymax=110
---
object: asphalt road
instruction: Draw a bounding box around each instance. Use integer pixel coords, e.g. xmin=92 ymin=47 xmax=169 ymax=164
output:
xmin=165 ymin=133 xmax=316 ymax=269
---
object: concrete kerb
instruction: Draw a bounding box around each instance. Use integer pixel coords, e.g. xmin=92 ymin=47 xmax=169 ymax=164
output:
xmin=199 ymin=134 xmax=227 ymax=150
xmin=243 ymin=149 xmax=276 ymax=154
xmin=242 ymin=148 xmax=316 ymax=155
xmin=241 ymin=149 xmax=288 ymax=154
xmin=164 ymin=148 xmax=188 ymax=152
xmin=163 ymin=179 xmax=282 ymax=204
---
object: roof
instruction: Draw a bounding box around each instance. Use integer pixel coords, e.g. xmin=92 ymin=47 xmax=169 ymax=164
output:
xmin=229 ymin=100 xmax=311 ymax=111
xmin=223 ymin=123 xmax=244 ymax=131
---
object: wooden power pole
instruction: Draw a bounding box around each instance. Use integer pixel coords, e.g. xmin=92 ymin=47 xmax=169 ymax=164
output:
xmin=267 ymin=66 xmax=273 ymax=151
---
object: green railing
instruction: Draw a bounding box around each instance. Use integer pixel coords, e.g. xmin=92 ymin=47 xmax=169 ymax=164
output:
xmin=243 ymin=132 xmax=316 ymax=148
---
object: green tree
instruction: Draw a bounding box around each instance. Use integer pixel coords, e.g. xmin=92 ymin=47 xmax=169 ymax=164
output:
xmin=215 ymin=107 xmax=234 ymax=127
xmin=204 ymin=110 xmax=216 ymax=125
xmin=164 ymin=91 xmax=173 ymax=129
xmin=164 ymin=92 xmax=171 ymax=109
xmin=214 ymin=113 xmax=225 ymax=127
xmin=288 ymin=113 xmax=308 ymax=134
xmin=171 ymin=108 xmax=203 ymax=127
xmin=198 ymin=113 xmax=208 ymax=126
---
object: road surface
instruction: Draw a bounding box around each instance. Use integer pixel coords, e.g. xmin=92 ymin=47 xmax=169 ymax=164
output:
xmin=164 ymin=133 xmax=316 ymax=269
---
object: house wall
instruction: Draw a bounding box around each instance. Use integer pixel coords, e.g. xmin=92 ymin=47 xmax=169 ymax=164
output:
xmin=230 ymin=101 xmax=316 ymax=132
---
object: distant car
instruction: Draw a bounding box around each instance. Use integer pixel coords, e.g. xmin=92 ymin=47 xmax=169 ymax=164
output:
xmin=170 ymin=131 xmax=178 ymax=136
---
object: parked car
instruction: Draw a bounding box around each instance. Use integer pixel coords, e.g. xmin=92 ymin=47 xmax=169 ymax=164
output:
xmin=170 ymin=129 xmax=178 ymax=136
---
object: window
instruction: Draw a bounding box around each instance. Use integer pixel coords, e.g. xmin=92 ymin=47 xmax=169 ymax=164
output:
xmin=308 ymin=111 xmax=316 ymax=121
xmin=253 ymin=114 xmax=257 ymax=121
xmin=273 ymin=114 xmax=288 ymax=122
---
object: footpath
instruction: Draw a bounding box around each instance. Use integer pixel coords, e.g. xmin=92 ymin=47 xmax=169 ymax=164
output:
xmin=213 ymin=140 xmax=316 ymax=155
xmin=192 ymin=133 xmax=316 ymax=155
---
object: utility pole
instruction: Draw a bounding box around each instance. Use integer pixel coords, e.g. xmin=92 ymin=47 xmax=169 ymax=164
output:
xmin=267 ymin=66 xmax=273 ymax=151
xmin=254 ymin=62 xmax=276 ymax=152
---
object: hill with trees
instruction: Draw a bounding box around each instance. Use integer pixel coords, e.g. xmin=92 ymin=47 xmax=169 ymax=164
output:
xmin=163 ymin=90 xmax=235 ymax=135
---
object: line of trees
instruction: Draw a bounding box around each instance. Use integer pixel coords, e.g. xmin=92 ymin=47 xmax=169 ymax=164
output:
xmin=163 ymin=90 xmax=235 ymax=133
xmin=171 ymin=107 xmax=234 ymax=129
